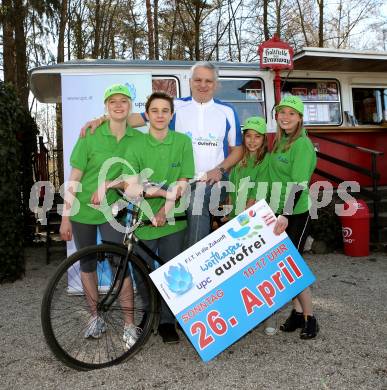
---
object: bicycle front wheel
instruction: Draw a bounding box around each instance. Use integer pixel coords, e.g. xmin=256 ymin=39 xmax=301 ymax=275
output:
xmin=41 ymin=244 xmax=157 ymax=370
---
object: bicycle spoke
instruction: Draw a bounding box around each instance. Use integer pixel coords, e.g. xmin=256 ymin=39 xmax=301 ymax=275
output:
xmin=41 ymin=245 xmax=157 ymax=370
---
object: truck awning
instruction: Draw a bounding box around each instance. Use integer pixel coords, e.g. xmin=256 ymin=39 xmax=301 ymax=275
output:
xmin=293 ymin=47 xmax=387 ymax=72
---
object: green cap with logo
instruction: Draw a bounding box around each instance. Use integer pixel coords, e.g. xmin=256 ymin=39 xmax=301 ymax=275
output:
xmin=275 ymin=95 xmax=304 ymax=115
xmin=104 ymin=84 xmax=131 ymax=102
xmin=242 ymin=116 xmax=267 ymax=135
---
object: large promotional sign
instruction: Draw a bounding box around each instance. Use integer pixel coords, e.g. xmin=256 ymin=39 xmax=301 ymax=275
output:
xmin=150 ymin=200 xmax=315 ymax=361
xmin=61 ymin=73 xmax=152 ymax=291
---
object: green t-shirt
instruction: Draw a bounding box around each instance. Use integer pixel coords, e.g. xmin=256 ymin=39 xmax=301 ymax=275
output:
xmin=122 ymin=130 xmax=194 ymax=240
xmin=229 ymin=153 xmax=270 ymax=218
xmin=70 ymin=122 xmax=143 ymax=224
xmin=268 ymin=129 xmax=316 ymax=215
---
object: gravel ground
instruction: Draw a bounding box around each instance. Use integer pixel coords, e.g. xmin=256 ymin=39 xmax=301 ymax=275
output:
xmin=0 ymin=245 xmax=386 ymax=390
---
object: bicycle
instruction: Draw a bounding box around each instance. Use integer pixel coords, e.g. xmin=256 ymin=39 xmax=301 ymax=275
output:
xmin=41 ymin=183 xmax=190 ymax=370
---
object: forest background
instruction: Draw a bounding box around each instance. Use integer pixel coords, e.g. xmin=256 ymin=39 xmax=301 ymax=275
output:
xmin=1 ymin=0 xmax=387 ymax=184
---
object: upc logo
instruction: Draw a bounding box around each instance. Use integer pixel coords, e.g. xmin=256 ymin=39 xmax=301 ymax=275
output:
xmin=342 ymin=227 xmax=352 ymax=238
xmin=342 ymin=227 xmax=354 ymax=244
xmin=164 ymin=263 xmax=193 ymax=295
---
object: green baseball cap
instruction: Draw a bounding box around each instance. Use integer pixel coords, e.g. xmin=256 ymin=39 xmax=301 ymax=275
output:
xmin=275 ymin=95 xmax=304 ymax=115
xmin=104 ymin=84 xmax=131 ymax=102
xmin=242 ymin=116 xmax=267 ymax=134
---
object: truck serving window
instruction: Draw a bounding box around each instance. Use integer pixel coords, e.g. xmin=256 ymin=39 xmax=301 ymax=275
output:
xmin=217 ymin=77 xmax=265 ymax=124
xmin=152 ymin=77 xmax=180 ymax=98
xmin=280 ymin=79 xmax=341 ymax=126
xmin=352 ymin=88 xmax=387 ymax=125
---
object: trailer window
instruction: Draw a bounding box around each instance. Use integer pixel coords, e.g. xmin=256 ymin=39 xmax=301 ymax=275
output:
xmin=352 ymin=88 xmax=387 ymax=125
xmin=217 ymin=78 xmax=265 ymax=124
xmin=281 ymin=80 xmax=341 ymax=125
xmin=152 ymin=77 xmax=180 ymax=98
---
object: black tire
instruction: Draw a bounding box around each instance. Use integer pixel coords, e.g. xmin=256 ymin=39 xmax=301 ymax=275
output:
xmin=41 ymin=244 xmax=157 ymax=370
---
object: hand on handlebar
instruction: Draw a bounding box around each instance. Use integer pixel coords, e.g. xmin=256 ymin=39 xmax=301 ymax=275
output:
xmin=151 ymin=209 xmax=167 ymax=227
xmin=91 ymin=181 xmax=109 ymax=205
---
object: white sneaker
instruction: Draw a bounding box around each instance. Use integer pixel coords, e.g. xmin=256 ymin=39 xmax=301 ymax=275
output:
xmin=263 ymin=314 xmax=278 ymax=336
xmin=123 ymin=323 xmax=142 ymax=349
xmin=84 ymin=316 xmax=106 ymax=339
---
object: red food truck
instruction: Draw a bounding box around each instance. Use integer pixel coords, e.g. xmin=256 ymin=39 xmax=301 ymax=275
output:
xmin=30 ymin=47 xmax=387 ymax=246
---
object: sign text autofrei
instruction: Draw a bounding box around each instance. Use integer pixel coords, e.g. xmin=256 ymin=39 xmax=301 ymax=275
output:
xmin=150 ymin=200 xmax=315 ymax=362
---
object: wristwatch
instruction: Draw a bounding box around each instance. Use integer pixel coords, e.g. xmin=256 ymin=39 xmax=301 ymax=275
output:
xmin=218 ymin=166 xmax=226 ymax=175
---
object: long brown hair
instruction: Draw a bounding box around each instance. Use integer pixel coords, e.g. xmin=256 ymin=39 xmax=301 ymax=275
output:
xmin=272 ymin=116 xmax=304 ymax=153
xmin=239 ymin=132 xmax=268 ymax=168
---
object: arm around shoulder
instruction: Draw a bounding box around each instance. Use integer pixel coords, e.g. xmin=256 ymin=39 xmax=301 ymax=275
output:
xmin=128 ymin=113 xmax=146 ymax=128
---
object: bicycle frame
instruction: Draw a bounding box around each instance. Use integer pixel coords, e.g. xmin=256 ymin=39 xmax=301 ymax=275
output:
xmin=98 ymin=196 xmax=168 ymax=311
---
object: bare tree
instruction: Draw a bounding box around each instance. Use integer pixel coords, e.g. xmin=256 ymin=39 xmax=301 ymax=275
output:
xmin=146 ymin=0 xmax=155 ymax=59
xmin=91 ymin=0 xmax=102 ymax=57
xmin=154 ymin=0 xmax=160 ymax=59
xmin=56 ymin=0 xmax=68 ymax=185
xmin=326 ymin=0 xmax=382 ymax=48
xmin=13 ymin=0 xmax=28 ymax=107
xmin=263 ymin=0 xmax=270 ymax=40
xmin=275 ymin=0 xmax=283 ymax=37
xmin=179 ymin=0 xmax=214 ymax=60
xmin=205 ymin=0 xmax=243 ymax=61
xmin=2 ymin=0 xmax=16 ymax=85
xmin=317 ymin=0 xmax=324 ymax=47
xmin=296 ymin=0 xmax=310 ymax=46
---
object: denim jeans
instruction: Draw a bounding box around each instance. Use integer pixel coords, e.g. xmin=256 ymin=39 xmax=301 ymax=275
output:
xmin=184 ymin=176 xmax=228 ymax=249
xmin=134 ymin=229 xmax=185 ymax=325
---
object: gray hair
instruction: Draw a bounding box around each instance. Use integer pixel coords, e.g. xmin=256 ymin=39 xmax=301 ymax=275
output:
xmin=190 ymin=61 xmax=219 ymax=81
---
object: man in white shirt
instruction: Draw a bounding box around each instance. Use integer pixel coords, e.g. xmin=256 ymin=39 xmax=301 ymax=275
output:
xmin=81 ymin=61 xmax=243 ymax=247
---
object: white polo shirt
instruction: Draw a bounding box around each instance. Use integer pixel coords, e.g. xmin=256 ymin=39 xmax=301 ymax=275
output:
xmin=170 ymin=97 xmax=242 ymax=177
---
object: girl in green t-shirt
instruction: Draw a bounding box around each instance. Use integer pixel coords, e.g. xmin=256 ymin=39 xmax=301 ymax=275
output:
xmin=224 ymin=116 xmax=279 ymax=336
xmin=270 ymin=95 xmax=319 ymax=340
xmin=60 ymin=84 xmax=141 ymax=347
xmin=224 ymin=116 xmax=269 ymax=221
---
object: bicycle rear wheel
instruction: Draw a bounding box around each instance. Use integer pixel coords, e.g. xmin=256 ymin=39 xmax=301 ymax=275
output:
xmin=41 ymin=244 xmax=157 ymax=370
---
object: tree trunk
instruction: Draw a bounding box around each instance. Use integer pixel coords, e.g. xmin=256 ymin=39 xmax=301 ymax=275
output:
xmin=168 ymin=5 xmax=178 ymax=60
xmin=92 ymin=0 xmax=101 ymax=58
xmin=215 ymin=4 xmax=222 ymax=61
xmin=318 ymin=0 xmax=324 ymax=47
xmin=230 ymin=0 xmax=241 ymax=61
xmin=275 ymin=0 xmax=282 ymax=38
xmin=227 ymin=1 xmax=232 ymax=60
xmin=2 ymin=0 xmax=16 ymax=85
xmin=57 ymin=0 xmax=67 ymax=62
xmin=263 ymin=0 xmax=269 ymax=40
xmin=13 ymin=0 xmax=29 ymax=108
xmin=194 ymin=1 xmax=201 ymax=60
xmin=67 ymin=0 xmax=72 ymax=60
xmin=56 ymin=0 xmax=68 ymax=186
xmin=146 ymin=0 xmax=155 ymax=59
xmin=337 ymin=0 xmax=342 ymax=48
xmin=154 ymin=0 xmax=159 ymax=59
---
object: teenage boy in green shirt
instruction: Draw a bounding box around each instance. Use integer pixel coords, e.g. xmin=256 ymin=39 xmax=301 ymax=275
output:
xmin=122 ymin=92 xmax=195 ymax=344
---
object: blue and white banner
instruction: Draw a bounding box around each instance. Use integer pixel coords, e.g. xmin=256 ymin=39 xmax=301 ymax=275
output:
xmin=61 ymin=73 xmax=152 ymax=221
xmin=150 ymin=200 xmax=315 ymax=361
xmin=61 ymin=73 xmax=152 ymax=291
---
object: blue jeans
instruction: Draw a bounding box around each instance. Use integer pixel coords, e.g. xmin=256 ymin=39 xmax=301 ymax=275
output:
xmin=184 ymin=177 xmax=228 ymax=249
xmin=134 ymin=229 xmax=185 ymax=325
